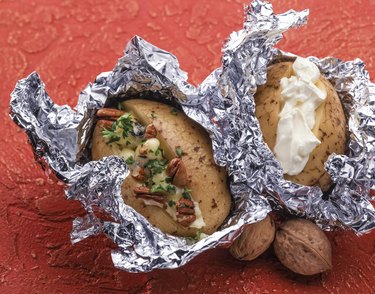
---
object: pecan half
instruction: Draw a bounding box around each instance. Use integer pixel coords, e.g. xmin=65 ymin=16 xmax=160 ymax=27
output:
xmin=133 ymin=186 xmax=151 ymax=194
xmin=176 ymin=198 xmax=195 ymax=215
xmin=97 ymin=119 xmax=115 ymax=129
xmin=131 ymin=166 xmax=147 ymax=181
xmin=145 ymin=124 xmax=158 ymax=139
xmin=96 ymin=108 xmax=125 ymax=119
xmin=133 ymin=186 xmax=164 ymax=197
xmin=137 ymin=194 xmax=166 ymax=208
xmin=166 ymin=158 xmax=188 ymax=187
xmin=177 ymin=207 xmax=195 ymax=215
xmin=176 ymin=198 xmax=195 ymax=226
xmin=177 ymin=214 xmax=196 ymax=227
xmin=135 ymin=193 xmax=165 ymax=203
xmin=166 ymin=158 xmax=179 ymax=176
xmin=133 ymin=186 xmax=165 ymax=206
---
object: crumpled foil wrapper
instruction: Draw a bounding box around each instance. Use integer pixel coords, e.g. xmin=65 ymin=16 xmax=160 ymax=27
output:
xmin=9 ymin=0 xmax=375 ymax=272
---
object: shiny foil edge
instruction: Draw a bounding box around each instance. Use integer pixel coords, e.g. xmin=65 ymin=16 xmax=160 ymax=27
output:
xmin=219 ymin=0 xmax=375 ymax=233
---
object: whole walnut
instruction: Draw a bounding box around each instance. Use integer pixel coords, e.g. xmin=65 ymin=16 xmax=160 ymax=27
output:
xmin=230 ymin=215 xmax=275 ymax=261
xmin=274 ymin=219 xmax=332 ymax=275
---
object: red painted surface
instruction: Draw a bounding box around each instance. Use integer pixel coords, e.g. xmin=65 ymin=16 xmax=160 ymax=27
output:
xmin=1 ymin=0 xmax=375 ymax=293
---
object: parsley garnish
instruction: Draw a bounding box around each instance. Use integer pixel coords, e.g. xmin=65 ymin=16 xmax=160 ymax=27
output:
xmin=168 ymin=200 xmax=176 ymax=207
xmin=182 ymin=188 xmax=192 ymax=199
xmin=175 ymin=146 xmax=183 ymax=157
xmin=116 ymin=114 xmax=134 ymax=138
xmin=186 ymin=229 xmax=202 ymax=242
xmin=102 ymin=129 xmax=120 ymax=144
xmin=125 ymin=156 xmax=134 ymax=165
xmin=151 ymin=184 xmax=176 ymax=194
xmin=167 ymin=185 xmax=176 ymax=193
xmin=101 ymin=113 xmax=134 ymax=145
xmin=155 ymin=148 xmax=162 ymax=156
xmin=150 ymin=185 xmax=165 ymax=193
xmin=144 ymin=178 xmax=155 ymax=188
xmin=144 ymin=159 xmax=168 ymax=175
xmin=149 ymin=112 xmax=157 ymax=119
xmin=170 ymin=107 xmax=178 ymax=115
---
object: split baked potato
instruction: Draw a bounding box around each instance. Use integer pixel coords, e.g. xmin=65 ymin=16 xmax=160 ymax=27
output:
xmin=254 ymin=60 xmax=347 ymax=191
xmin=92 ymin=99 xmax=232 ymax=237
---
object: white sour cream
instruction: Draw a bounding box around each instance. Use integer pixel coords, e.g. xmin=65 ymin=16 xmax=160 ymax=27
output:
xmin=274 ymin=57 xmax=327 ymax=175
xmin=189 ymin=200 xmax=206 ymax=229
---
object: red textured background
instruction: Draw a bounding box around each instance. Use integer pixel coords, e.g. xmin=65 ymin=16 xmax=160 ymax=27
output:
xmin=2 ymin=0 xmax=375 ymax=293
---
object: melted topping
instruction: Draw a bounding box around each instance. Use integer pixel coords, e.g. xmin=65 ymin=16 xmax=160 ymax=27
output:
xmin=274 ymin=57 xmax=327 ymax=176
xmin=100 ymin=109 xmax=205 ymax=229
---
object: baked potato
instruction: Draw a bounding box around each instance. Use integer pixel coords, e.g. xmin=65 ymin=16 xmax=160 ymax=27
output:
xmin=92 ymin=99 xmax=232 ymax=237
xmin=254 ymin=59 xmax=347 ymax=191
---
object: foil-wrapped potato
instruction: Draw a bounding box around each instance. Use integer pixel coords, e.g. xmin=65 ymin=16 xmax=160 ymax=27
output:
xmin=254 ymin=59 xmax=347 ymax=191
xmin=92 ymin=99 xmax=232 ymax=237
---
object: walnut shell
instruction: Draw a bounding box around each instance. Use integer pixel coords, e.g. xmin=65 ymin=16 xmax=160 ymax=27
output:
xmin=230 ymin=215 xmax=275 ymax=261
xmin=274 ymin=219 xmax=332 ymax=275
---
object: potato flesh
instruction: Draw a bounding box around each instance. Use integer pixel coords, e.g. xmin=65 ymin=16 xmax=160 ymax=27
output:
xmin=254 ymin=62 xmax=346 ymax=191
xmin=92 ymin=99 xmax=232 ymax=237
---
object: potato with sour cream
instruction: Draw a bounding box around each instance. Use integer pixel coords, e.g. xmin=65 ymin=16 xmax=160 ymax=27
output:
xmin=254 ymin=57 xmax=347 ymax=191
xmin=92 ymin=99 xmax=232 ymax=238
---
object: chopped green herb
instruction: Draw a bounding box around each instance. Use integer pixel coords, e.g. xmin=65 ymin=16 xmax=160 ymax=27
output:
xmin=125 ymin=156 xmax=134 ymax=165
xmin=168 ymin=200 xmax=176 ymax=207
xmin=126 ymin=140 xmax=131 ymax=146
xmin=194 ymin=229 xmax=202 ymax=240
xmin=155 ymin=148 xmax=161 ymax=156
xmin=116 ymin=114 xmax=134 ymax=138
xmin=170 ymin=107 xmax=178 ymax=115
xmin=101 ymin=113 xmax=134 ymax=145
xmin=150 ymin=185 xmax=164 ymax=193
xmin=186 ymin=229 xmax=202 ymax=242
xmin=149 ymin=112 xmax=157 ymax=119
xmin=102 ymin=129 xmax=121 ymax=144
xmin=166 ymin=185 xmax=176 ymax=193
xmin=151 ymin=184 xmax=176 ymax=194
xmin=182 ymin=188 xmax=192 ymax=199
xmin=144 ymin=178 xmax=155 ymax=188
xmin=175 ymin=146 xmax=183 ymax=157
xmin=165 ymin=176 xmax=173 ymax=183
xmin=144 ymin=159 xmax=168 ymax=175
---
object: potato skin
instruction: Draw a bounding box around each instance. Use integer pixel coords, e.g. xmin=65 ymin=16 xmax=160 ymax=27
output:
xmin=92 ymin=99 xmax=232 ymax=237
xmin=254 ymin=62 xmax=346 ymax=191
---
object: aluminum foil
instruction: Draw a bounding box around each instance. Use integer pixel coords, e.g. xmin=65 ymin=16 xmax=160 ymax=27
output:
xmin=9 ymin=0 xmax=375 ymax=272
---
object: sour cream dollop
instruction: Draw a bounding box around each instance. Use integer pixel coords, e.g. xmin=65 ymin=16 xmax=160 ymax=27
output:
xmin=274 ymin=57 xmax=327 ymax=176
